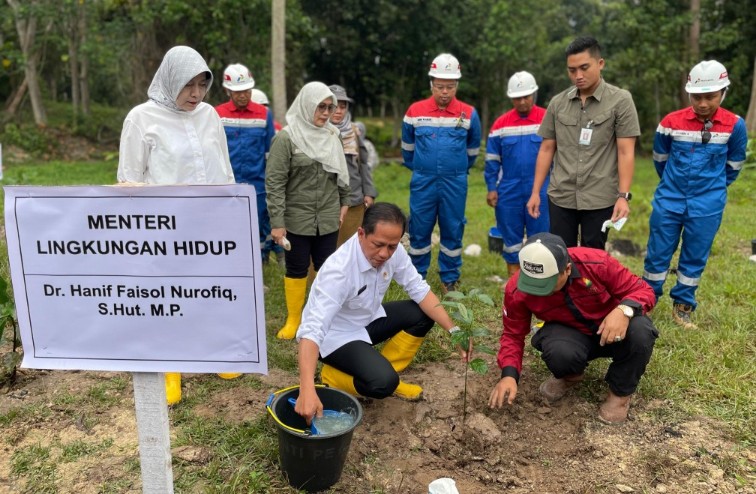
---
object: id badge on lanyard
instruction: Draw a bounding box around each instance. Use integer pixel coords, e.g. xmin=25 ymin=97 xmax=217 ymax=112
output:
xmin=579 ymin=120 xmax=594 ymax=146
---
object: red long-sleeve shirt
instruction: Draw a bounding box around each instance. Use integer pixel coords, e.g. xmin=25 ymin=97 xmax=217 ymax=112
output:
xmin=498 ymin=247 xmax=656 ymax=380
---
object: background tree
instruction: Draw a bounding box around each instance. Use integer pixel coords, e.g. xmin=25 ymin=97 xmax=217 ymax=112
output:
xmin=7 ymin=0 xmax=50 ymax=126
xmin=271 ymin=0 xmax=286 ymax=124
xmin=746 ymin=58 xmax=756 ymax=132
xmin=0 ymin=0 xmax=753 ymax=143
xmin=469 ymin=0 xmax=560 ymax=133
xmin=602 ymin=0 xmax=690 ymax=149
xmin=701 ymin=0 xmax=756 ymax=129
xmin=56 ymin=0 xmax=92 ymax=116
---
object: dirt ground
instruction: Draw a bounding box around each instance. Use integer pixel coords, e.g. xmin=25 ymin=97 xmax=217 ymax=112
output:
xmin=1 ymin=350 xmax=754 ymax=494
xmin=0 ymin=136 xmax=753 ymax=491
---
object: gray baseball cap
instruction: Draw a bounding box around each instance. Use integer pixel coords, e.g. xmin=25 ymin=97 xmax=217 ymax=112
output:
xmin=328 ymin=84 xmax=354 ymax=103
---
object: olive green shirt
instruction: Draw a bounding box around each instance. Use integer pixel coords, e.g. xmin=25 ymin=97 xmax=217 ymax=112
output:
xmin=265 ymin=129 xmax=350 ymax=236
xmin=538 ymin=79 xmax=640 ymax=210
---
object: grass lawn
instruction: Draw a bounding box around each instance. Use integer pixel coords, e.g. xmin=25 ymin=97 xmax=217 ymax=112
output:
xmin=0 ymin=156 xmax=753 ymax=492
xmin=372 ymin=158 xmax=756 ymax=442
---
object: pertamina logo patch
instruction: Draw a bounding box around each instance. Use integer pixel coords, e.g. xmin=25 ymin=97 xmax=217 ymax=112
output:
xmin=522 ymin=261 xmax=544 ymax=275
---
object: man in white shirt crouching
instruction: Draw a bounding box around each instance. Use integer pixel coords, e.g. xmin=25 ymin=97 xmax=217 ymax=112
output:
xmin=294 ymin=202 xmax=470 ymax=423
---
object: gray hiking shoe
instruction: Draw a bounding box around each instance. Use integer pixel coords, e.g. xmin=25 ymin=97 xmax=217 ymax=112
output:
xmin=672 ymin=303 xmax=698 ymax=329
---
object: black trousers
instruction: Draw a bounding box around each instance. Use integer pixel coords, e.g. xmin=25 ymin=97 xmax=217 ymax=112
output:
xmin=284 ymin=230 xmax=338 ymax=278
xmin=530 ymin=316 xmax=658 ymax=397
xmin=321 ymin=300 xmax=434 ymax=398
xmin=548 ymin=199 xmax=614 ymax=249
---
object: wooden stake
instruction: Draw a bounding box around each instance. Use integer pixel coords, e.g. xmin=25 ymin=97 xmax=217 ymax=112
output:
xmin=132 ymin=372 xmax=174 ymax=493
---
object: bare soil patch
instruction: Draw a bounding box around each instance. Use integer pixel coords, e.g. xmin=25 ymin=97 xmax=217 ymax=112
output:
xmin=1 ymin=353 xmax=753 ymax=493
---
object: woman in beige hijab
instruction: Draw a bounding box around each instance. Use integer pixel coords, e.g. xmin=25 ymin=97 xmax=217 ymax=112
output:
xmin=266 ymin=82 xmax=350 ymax=340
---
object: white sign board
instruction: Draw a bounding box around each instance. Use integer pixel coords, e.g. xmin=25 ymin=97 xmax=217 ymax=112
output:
xmin=4 ymin=185 xmax=267 ymax=374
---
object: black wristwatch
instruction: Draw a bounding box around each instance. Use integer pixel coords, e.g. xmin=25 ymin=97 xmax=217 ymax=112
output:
xmin=617 ymin=191 xmax=632 ymax=201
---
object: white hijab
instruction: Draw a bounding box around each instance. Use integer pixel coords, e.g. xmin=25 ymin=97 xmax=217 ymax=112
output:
xmin=284 ymin=82 xmax=349 ymax=188
xmin=147 ymin=46 xmax=213 ymax=112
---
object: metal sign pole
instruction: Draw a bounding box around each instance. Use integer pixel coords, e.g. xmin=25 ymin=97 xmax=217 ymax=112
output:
xmin=132 ymin=372 xmax=174 ymax=493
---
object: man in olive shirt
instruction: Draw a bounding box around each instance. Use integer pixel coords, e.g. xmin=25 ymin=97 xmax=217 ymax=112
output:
xmin=526 ymin=36 xmax=640 ymax=249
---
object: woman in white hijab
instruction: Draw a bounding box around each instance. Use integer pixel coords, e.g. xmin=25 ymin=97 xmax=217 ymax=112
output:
xmin=117 ymin=45 xmax=234 ymax=185
xmin=266 ymin=82 xmax=350 ymax=340
xmin=117 ymin=46 xmax=235 ymax=406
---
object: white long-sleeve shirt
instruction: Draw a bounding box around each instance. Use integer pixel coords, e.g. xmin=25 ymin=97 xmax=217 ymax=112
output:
xmin=117 ymin=101 xmax=234 ymax=185
xmin=297 ymin=233 xmax=430 ymax=357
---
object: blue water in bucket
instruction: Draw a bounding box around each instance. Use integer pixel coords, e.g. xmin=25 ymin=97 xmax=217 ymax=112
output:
xmin=287 ymin=397 xmax=355 ymax=435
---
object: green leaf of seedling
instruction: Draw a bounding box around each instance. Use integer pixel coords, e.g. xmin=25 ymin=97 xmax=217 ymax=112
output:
xmin=469 ymin=358 xmax=488 ymax=375
xmin=470 ymin=326 xmax=490 ymax=338
xmin=455 ymin=313 xmax=472 ymax=326
xmin=444 ymin=291 xmax=465 ymax=300
xmin=440 ymin=301 xmax=462 ymax=311
xmin=475 ymin=294 xmax=495 ymax=306
xmin=447 ymin=309 xmax=465 ymax=322
xmin=0 ymin=278 xmax=9 ymax=305
xmin=456 ymin=304 xmax=471 ymax=324
xmin=450 ymin=332 xmax=469 ymax=348
xmin=474 ymin=344 xmax=496 ymax=355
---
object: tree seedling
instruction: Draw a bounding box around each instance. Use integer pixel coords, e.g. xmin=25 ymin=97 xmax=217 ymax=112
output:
xmin=441 ymin=288 xmax=496 ymax=424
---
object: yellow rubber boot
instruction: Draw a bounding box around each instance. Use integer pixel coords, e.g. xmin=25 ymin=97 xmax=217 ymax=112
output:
xmin=380 ymin=331 xmax=424 ymax=372
xmin=276 ymin=277 xmax=307 ymax=339
xmin=217 ymin=373 xmax=242 ymax=379
xmin=393 ymin=381 xmax=423 ymax=401
xmin=320 ymin=364 xmax=359 ymax=396
xmin=165 ymin=372 xmax=182 ymax=405
xmin=380 ymin=331 xmax=425 ymax=400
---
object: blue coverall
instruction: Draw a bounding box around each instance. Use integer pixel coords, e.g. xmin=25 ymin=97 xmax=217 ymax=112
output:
xmin=402 ymin=96 xmax=481 ymax=284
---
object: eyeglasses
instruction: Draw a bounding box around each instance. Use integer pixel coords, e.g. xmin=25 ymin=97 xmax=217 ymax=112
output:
xmin=701 ymin=119 xmax=713 ymax=144
xmin=432 ymin=84 xmax=457 ymax=92
xmin=316 ymin=103 xmax=337 ymax=113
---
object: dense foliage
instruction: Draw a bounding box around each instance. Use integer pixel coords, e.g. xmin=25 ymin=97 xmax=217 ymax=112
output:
xmin=2 ymin=0 xmax=755 ymax=149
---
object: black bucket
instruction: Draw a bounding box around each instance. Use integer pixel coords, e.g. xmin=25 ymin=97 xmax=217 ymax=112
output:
xmin=266 ymin=385 xmax=363 ymax=492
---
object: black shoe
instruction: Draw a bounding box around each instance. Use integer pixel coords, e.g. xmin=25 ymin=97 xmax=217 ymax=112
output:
xmin=442 ymin=280 xmax=460 ymax=294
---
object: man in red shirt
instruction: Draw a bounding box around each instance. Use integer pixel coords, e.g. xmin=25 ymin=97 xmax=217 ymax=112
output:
xmin=488 ymin=232 xmax=658 ymax=423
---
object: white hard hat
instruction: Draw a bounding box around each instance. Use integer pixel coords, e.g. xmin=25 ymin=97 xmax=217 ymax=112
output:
xmin=428 ymin=53 xmax=461 ymax=80
xmin=507 ymin=71 xmax=538 ymax=98
xmin=251 ymin=88 xmax=269 ymax=105
xmin=223 ymin=63 xmax=255 ymax=91
xmin=685 ymin=60 xmax=730 ymax=94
